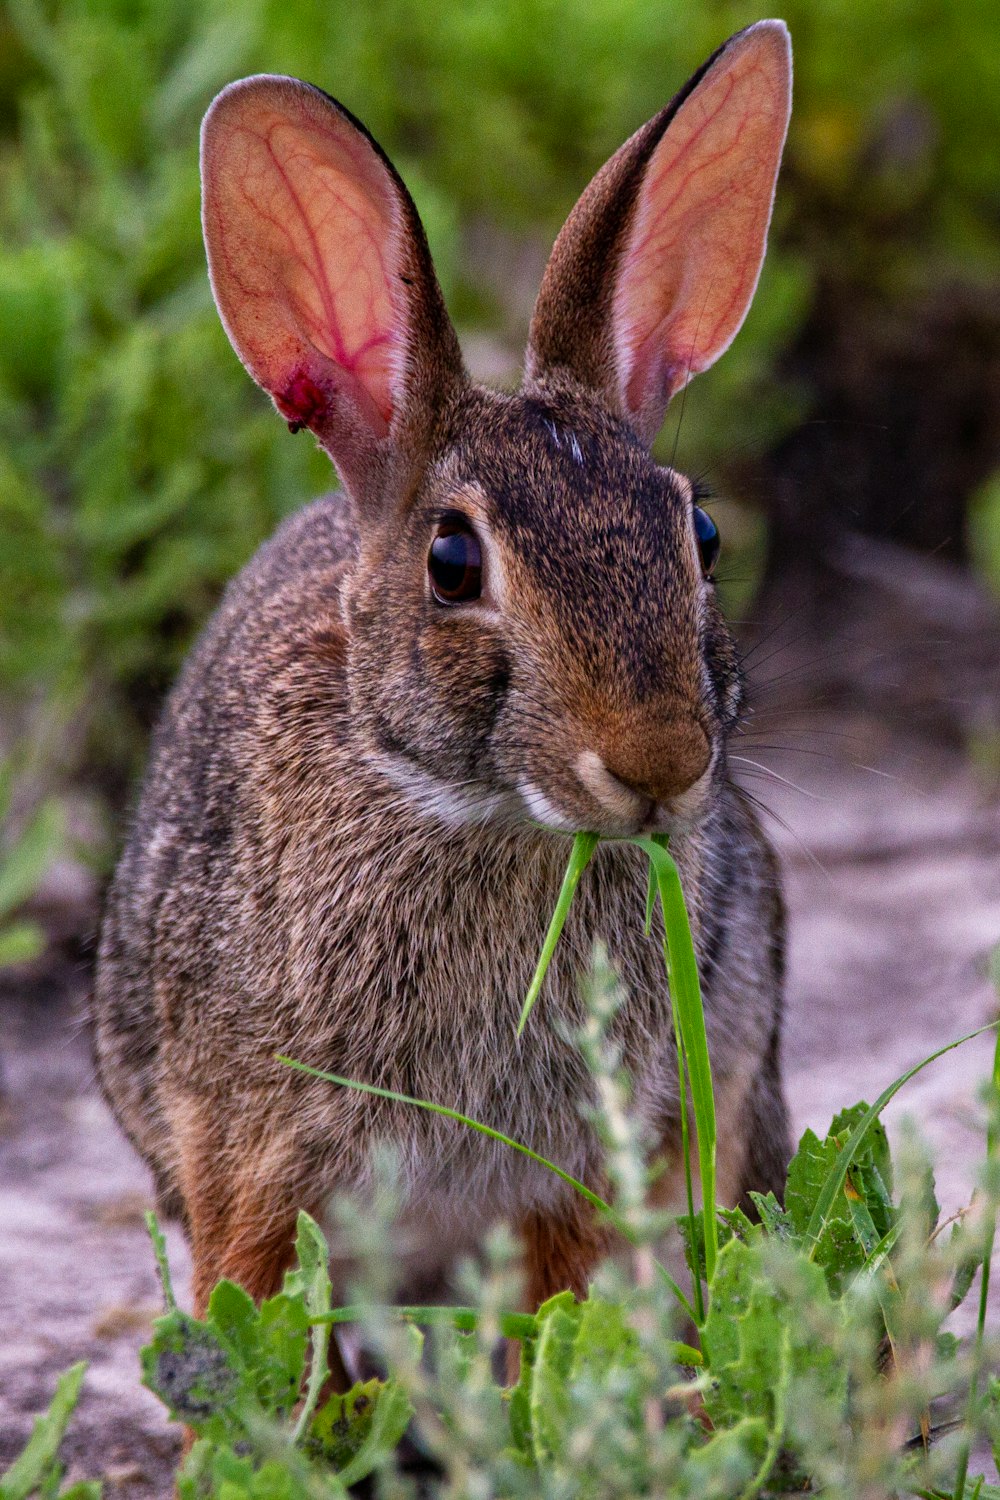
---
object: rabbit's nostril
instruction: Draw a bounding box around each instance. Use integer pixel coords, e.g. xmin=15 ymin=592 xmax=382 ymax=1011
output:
xmin=576 ymin=750 xmax=655 ymax=820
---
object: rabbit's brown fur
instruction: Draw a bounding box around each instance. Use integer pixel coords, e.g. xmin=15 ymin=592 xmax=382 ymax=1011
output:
xmin=92 ymin=21 xmax=793 ymax=1337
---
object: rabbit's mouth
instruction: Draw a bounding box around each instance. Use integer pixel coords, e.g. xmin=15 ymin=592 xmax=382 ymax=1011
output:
xmin=518 ymin=752 xmax=715 ymax=840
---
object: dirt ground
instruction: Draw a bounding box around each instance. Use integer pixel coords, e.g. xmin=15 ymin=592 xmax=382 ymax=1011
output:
xmin=2 ymin=674 xmax=999 ymax=1490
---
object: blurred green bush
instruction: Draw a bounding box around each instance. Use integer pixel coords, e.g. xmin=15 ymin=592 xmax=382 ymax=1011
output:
xmin=0 ymin=0 xmax=997 ymax=859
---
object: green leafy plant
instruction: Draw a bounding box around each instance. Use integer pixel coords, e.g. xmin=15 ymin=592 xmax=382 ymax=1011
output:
xmin=6 ymin=850 xmax=998 ymax=1496
xmin=0 ymin=1364 xmax=100 ymax=1500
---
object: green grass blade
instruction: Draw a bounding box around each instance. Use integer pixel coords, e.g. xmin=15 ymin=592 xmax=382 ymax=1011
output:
xmin=670 ymin=1000 xmax=703 ymax=1323
xmin=953 ymin=1015 xmax=1000 ymax=1500
xmin=145 ymin=1209 xmax=177 ymax=1312
xmin=629 ymin=836 xmax=718 ymax=1288
xmin=643 ymin=860 xmax=657 ymax=937
xmin=276 ymin=1054 xmax=694 ymax=1321
xmin=516 ymin=830 xmax=599 ymax=1037
xmin=1 ymin=1362 xmax=87 ymax=1500
xmin=804 ymin=1023 xmax=999 ymax=1258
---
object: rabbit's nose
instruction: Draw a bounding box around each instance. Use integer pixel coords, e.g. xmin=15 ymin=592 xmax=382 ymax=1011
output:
xmin=581 ymin=716 xmax=711 ymax=811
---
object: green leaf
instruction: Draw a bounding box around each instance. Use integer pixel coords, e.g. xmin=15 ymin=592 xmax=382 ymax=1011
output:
xmin=680 ymin=1417 xmax=768 ymax=1492
xmin=284 ymin=1213 xmax=333 ymax=1443
xmin=524 ymin=1291 xmax=644 ymax=1470
xmin=802 ymin=1025 xmax=997 ymax=1266
xmin=0 ymin=920 xmax=46 ymax=967
xmin=785 ymin=1106 xmax=898 ymax=1295
xmin=528 ymin=1294 xmax=580 ymax=1466
xmin=0 ymin=797 xmax=63 ymax=920
xmin=208 ymin=1279 xmax=260 ymax=1364
xmin=701 ymin=1237 xmax=846 ymax=1458
xmin=630 ymin=836 xmax=719 ymax=1289
xmin=748 ymin=1191 xmax=794 ymax=1239
xmin=0 ymin=1363 xmax=88 ymax=1500
xmin=254 ymin=1294 xmax=308 ymax=1420
xmin=141 ymin=1308 xmax=243 ymax=1439
xmin=307 ymin=1379 xmax=412 ymax=1486
xmin=516 ymin=829 xmax=599 ymax=1036
xmin=178 ymin=1443 xmax=309 ymax=1500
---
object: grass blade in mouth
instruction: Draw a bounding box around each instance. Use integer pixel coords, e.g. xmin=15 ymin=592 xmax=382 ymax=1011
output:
xmin=516 ymin=829 xmax=599 ymax=1038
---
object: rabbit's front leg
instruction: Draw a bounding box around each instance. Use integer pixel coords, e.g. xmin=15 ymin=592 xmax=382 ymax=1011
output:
xmin=171 ymin=1093 xmax=349 ymax=1390
xmin=504 ymin=1200 xmax=612 ymax=1382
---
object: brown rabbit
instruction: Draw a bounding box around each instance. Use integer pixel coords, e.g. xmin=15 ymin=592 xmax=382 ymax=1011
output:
xmin=92 ymin=21 xmax=793 ymax=1359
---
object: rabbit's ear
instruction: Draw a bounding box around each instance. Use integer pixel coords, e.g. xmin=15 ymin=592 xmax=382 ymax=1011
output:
xmin=201 ymin=76 xmax=465 ymax=505
xmin=526 ymin=21 xmax=791 ymax=446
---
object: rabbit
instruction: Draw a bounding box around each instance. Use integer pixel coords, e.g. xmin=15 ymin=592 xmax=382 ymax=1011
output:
xmin=92 ymin=19 xmax=793 ymax=1365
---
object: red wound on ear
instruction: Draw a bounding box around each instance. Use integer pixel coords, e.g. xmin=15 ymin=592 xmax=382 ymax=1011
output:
xmin=274 ymin=371 xmax=331 ymax=432
xmin=614 ymin=21 xmax=792 ymax=430
xmin=201 ymin=76 xmax=406 ymax=449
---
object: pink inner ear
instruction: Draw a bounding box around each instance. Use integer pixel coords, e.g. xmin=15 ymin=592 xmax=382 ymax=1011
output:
xmin=613 ymin=23 xmax=791 ymax=421
xmin=203 ymin=82 xmax=407 ymax=438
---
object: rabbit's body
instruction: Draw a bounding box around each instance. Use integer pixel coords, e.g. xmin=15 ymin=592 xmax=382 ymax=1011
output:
xmin=93 ymin=23 xmax=793 ymax=1328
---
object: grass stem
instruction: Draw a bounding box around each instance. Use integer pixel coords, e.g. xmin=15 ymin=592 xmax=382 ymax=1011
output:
xmin=516 ymin=830 xmax=599 ymax=1037
xmin=277 ymin=1055 xmax=695 ymax=1321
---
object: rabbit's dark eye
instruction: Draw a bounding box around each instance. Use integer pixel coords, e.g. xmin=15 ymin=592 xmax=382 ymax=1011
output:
xmin=428 ymin=518 xmax=482 ymax=604
xmin=693 ymin=506 xmax=720 ymax=578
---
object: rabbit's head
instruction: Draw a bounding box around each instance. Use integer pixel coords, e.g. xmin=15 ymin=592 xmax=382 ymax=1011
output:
xmin=201 ymin=22 xmax=791 ymax=837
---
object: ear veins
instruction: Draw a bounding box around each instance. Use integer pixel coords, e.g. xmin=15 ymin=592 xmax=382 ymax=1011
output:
xmin=615 ymin=39 xmax=789 ymax=416
xmin=248 ymin=114 xmax=402 ymax=426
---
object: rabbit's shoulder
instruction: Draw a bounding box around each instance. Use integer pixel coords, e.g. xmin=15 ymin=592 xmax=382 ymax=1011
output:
xmin=128 ymin=494 xmax=356 ymax=848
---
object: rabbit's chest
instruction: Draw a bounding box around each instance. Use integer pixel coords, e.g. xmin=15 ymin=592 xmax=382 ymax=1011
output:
xmin=272 ymin=870 xmax=686 ymax=1211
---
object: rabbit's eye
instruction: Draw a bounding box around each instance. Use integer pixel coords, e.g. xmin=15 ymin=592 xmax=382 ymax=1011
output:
xmin=693 ymin=506 xmax=720 ymax=578
xmin=428 ymin=518 xmax=482 ymax=604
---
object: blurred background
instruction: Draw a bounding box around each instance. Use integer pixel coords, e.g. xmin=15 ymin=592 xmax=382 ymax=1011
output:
xmin=0 ymin=0 xmax=998 ymax=950
xmin=1 ymin=1 xmax=999 ymax=1485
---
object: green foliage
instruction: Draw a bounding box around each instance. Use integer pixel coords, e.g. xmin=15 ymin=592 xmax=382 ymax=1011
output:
xmin=0 ymin=1363 xmax=101 ymax=1499
xmin=0 ymin=759 xmax=66 ymax=967
xmin=123 ymin=1102 xmax=999 ymax=1498
xmin=6 ymin=954 xmax=1000 ymax=1496
xmin=138 ymin=1212 xmax=413 ymax=1494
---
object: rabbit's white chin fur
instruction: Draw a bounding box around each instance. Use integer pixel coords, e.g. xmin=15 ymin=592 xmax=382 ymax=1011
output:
xmin=376 ymin=750 xmax=520 ymax=830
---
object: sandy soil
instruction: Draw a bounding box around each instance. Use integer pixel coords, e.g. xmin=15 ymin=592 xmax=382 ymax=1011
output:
xmin=1 ymin=711 xmax=998 ymax=1494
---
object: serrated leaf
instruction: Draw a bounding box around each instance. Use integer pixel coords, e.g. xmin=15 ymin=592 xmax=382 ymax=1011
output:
xmin=748 ymin=1190 xmax=795 ymax=1239
xmin=786 ymin=1109 xmax=899 ymax=1296
xmin=179 ymin=1443 xmax=308 ymax=1500
xmin=285 ymin=1212 xmax=332 ymax=1443
xmin=0 ymin=1363 xmax=87 ymax=1500
xmin=524 ymin=1291 xmax=646 ymax=1471
xmin=681 ymin=1416 xmax=769 ymax=1491
xmin=701 ymin=1237 xmax=846 ymax=1456
xmin=283 ymin=1212 xmax=331 ymax=1317
xmin=529 ymin=1299 xmax=580 ymax=1465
